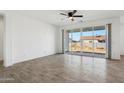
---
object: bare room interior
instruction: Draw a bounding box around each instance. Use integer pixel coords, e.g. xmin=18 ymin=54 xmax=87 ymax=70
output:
xmin=0 ymin=10 xmax=124 ymax=83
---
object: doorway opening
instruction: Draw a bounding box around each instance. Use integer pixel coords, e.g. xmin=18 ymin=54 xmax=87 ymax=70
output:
xmin=65 ymin=26 xmax=108 ymax=58
xmin=0 ymin=15 xmax=4 ymax=68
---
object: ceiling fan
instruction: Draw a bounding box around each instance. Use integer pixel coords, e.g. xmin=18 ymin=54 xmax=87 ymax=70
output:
xmin=60 ymin=10 xmax=83 ymax=21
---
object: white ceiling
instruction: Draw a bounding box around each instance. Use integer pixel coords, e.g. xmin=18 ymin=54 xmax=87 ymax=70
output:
xmin=10 ymin=10 xmax=124 ymax=27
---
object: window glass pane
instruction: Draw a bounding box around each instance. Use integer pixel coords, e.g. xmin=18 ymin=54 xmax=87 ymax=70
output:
xmin=93 ymin=29 xmax=106 ymax=54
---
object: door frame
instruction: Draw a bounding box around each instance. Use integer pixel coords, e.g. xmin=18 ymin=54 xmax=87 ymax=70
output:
xmin=64 ymin=25 xmax=110 ymax=58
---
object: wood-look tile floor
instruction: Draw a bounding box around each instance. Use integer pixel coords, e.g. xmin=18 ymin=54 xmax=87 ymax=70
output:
xmin=0 ymin=54 xmax=124 ymax=83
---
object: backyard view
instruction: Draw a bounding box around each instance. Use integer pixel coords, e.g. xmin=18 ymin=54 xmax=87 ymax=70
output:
xmin=69 ymin=29 xmax=106 ymax=54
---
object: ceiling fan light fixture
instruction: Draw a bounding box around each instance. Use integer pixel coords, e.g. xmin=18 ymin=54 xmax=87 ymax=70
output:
xmin=60 ymin=10 xmax=83 ymax=21
xmin=69 ymin=17 xmax=73 ymax=20
xmin=69 ymin=17 xmax=74 ymax=21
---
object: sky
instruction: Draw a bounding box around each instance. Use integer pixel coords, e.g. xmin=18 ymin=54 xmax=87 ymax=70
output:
xmin=69 ymin=30 xmax=106 ymax=41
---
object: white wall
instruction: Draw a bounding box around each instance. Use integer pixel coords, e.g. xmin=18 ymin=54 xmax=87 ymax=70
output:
xmin=1 ymin=11 xmax=122 ymax=67
xmin=120 ymin=16 xmax=124 ymax=55
xmin=57 ymin=28 xmax=62 ymax=53
xmin=3 ymin=13 xmax=59 ymax=67
xmin=0 ymin=16 xmax=3 ymax=61
xmin=60 ymin=18 xmax=120 ymax=60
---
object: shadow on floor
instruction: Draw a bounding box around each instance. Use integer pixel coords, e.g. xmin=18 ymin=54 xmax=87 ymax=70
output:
xmin=0 ymin=60 xmax=4 ymax=69
xmin=66 ymin=51 xmax=105 ymax=58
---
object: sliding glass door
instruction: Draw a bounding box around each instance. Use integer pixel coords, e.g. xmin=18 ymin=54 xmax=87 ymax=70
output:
xmin=68 ymin=29 xmax=81 ymax=52
xmin=93 ymin=26 xmax=106 ymax=54
xmin=67 ymin=26 xmax=106 ymax=57
xmin=82 ymin=27 xmax=94 ymax=53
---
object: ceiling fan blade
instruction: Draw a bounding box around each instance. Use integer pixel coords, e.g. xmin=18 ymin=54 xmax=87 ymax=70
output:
xmin=73 ymin=15 xmax=83 ymax=17
xmin=72 ymin=10 xmax=77 ymax=15
xmin=60 ymin=13 xmax=67 ymax=16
